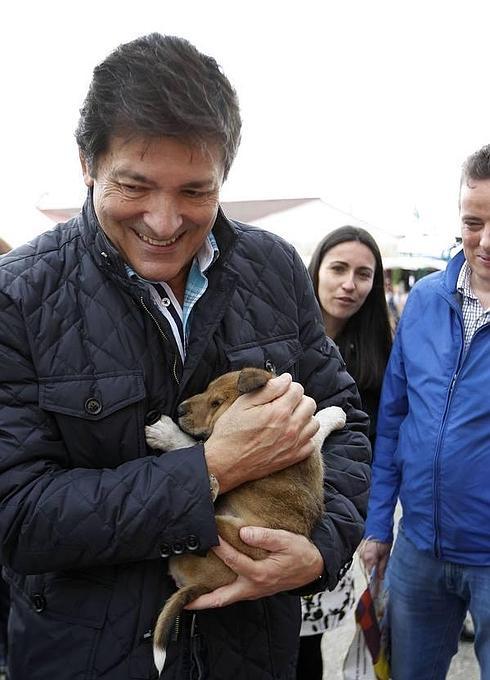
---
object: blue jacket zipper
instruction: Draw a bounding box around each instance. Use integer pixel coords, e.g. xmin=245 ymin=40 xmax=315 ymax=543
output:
xmin=432 ymin=306 xmax=489 ymax=557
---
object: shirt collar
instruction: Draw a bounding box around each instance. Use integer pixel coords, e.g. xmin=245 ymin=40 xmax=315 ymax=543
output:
xmin=456 ymin=260 xmax=477 ymax=300
xmin=197 ymin=231 xmax=219 ymax=272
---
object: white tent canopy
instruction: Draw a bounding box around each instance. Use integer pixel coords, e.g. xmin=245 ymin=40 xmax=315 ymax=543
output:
xmin=246 ymin=198 xmax=398 ymax=261
xmin=383 ymin=255 xmax=447 ymax=272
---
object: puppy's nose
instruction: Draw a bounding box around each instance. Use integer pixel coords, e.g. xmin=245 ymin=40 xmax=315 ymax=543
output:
xmin=177 ymin=402 xmax=187 ymax=417
xmin=194 ymin=432 xmax=208 ymax=442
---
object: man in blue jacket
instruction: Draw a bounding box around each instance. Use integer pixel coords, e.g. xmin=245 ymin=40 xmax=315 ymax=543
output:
xmin=361 ymin=144 xmax=490 ymax=678
xmin=0 ymin=34 xmax=371 ymax=679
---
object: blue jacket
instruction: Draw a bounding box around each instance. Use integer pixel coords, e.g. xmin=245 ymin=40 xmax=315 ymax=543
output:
xmin=0 ymin=195 xmax=370 ymax=679
xmin=365 ymin=249 xmax=490 ymax=565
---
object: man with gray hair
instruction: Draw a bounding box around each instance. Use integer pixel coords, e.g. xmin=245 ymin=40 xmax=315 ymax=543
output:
xmin=0 ymin=34 xmax=370 ymax=679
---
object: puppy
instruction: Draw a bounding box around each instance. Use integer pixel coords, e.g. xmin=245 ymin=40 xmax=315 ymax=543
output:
xmin=145 ymin=367 xmax=346 ymax=666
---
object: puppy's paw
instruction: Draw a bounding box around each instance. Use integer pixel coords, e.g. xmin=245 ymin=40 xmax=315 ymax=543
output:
xmin=145 ymin=416 xmax=176 ymax=450
xmin=145 ymin=416 xmax=194 ymax=452
xmin=315 ymin=406 xmax=346 ymax=438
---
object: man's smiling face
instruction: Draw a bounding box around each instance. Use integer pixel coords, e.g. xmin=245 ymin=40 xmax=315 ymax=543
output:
xmin=81 ymin=135 xmax=224 ymax=300
xmin=460 ymin=178 xmax=490 ymax=296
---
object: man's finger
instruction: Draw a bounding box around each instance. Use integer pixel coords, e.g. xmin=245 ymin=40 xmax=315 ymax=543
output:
xmin=185 ymin=579 xmax=246 ymax=610
xmin=240 ymin=526 xmax=290 ymax=551
xmin=292 ymin=396 xmax=317 ymax=422
xmin=240 ymin=372 xmax=292 ymax=407
xmin=212 ymin=537 xmax=258 ymax=575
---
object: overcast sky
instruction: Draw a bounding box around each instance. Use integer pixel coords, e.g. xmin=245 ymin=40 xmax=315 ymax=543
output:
xmin=2 ymin=0 xmax=489 ymax=250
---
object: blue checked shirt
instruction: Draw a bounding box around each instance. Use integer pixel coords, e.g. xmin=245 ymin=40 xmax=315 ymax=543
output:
xmin=126 ymin=232 xmax=219 ymax=361
xmin=456 ymin=260 xmax=490 ymax=352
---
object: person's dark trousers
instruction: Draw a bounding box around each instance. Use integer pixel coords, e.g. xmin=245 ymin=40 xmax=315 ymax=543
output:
xmin=296 ymin=633 xmax=323 ymax=679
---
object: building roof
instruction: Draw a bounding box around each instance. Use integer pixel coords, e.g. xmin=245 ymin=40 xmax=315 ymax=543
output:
xmin=37 ymin=195 xmax=398 ymax=261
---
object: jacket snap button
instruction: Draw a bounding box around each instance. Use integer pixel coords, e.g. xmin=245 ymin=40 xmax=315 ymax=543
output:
xmin=186 ymin=535 xmax=200 ymax=551
xmin=31 ymin=593 xmax=46 ymax=613
xmin=145 ymin=409 xmax=161 ymax=426
xmin=159 ymin=543 xmax=171 ymax=558
xmin=265 ymin=360 xmax=276 ymax=373
xmin=85 ymin=398 xmax=102 ymax=415
xmin=172 ymin=541 xmax=185 ymax=555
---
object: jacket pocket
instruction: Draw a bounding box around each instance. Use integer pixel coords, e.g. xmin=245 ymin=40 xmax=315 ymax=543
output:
xmin=39 ymin=371 xmax=145 ymax=420
xmin=7 ymin=570 xmax=113 ymax=679
xmin=6 ymin=568 xmax=113 ymax=629
xmin=226 ymin=335 xmax=303 ymax=378
xmin=39 ymin=371 xmax=146 ymax=467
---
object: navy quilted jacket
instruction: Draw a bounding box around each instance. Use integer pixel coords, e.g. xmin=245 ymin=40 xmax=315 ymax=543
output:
xmin=0 ymin=195 xmax=370 ymax=679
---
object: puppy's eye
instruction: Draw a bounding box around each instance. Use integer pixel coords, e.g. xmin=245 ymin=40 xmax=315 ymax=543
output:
xmin=210 ymin=399 xmax=223 ymax=409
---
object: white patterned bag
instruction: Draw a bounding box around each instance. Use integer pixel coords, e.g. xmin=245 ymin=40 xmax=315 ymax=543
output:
xmin=300 ymin=569 xmax=355 ymax=636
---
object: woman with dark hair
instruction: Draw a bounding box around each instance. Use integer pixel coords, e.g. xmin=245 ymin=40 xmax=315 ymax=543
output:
xmin=308 ymin=225 xmax=392 ymax=438
xmin=297 ymin=225 xmax=392 ymax=679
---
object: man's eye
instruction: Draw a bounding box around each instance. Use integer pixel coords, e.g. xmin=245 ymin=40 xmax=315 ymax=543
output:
xmin=120 ymin=183 xmax=143 ymax=194
xmin=463 ymin=224 xmax=480 ymax=233
xmin=184 ymin=190 xmax=206 ymax=198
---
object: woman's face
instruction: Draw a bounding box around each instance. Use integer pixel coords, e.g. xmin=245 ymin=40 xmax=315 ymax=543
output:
xmin=317 ymin=241 xmax=376 ymax=332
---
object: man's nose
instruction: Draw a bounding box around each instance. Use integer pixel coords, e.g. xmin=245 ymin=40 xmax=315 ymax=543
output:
xmin=480 ymin=223 xmax=490 ymax=250
xmin=144 ymin=196 xmax=183 ymax=235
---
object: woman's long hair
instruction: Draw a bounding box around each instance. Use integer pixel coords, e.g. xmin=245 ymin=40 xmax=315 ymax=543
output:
xmin=308 ymin=226 xmax=392 ymax=392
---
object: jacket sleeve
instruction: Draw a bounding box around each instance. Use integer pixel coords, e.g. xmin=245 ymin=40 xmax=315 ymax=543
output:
xmin=293 ymin=252 xmax=372 ymax=591
xmin=364 ymin=314 xmax=407 ymax=544
xmin=0 ymin=289 xmax=219 ymax=575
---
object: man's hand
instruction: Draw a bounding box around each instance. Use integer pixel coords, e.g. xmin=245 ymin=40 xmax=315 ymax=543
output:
xmin=185 ymin=526 xmax=324 ymax=610
xmin=359 ymin=538 xmax=391 ymax=581
xmin=204 ymin=373 xmax=319 ymax=493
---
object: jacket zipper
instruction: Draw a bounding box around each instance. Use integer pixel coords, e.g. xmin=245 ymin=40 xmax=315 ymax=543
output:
xmin=432 ymin=370 xmax=458 ymax=557
xmin=139 ymin=296 xmax=180 ymax=385
xmin=171 ymin=614 xmax=181 ymax=642
xmin=190 ymin=614 xmax=205 ymax=680
xmin=432 ymin=317 xmax=489 ymax=557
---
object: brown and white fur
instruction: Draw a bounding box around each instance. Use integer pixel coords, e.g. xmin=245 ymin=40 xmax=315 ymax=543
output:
xmin=145 ymin=367 xmax=346 ymax=671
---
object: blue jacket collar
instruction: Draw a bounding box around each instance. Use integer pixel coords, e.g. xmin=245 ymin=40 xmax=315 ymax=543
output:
xmin=443 ymin=248 xmax=466 ymax=294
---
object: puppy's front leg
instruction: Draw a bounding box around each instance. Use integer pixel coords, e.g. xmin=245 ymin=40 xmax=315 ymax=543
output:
xmin=313 ymin=406 xmax=346 ymax=449
xmin=145 ymin=416 xmax=196 ymax=452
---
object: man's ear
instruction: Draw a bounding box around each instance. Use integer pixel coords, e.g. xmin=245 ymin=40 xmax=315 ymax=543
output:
xmin=79 ymin=150 xmax=94 ymax=187
xmin=237 ymin=367 xmax=273 ymax=395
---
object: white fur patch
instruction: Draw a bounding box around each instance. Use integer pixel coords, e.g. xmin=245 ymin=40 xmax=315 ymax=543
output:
xmin=153 ymin=645 xmax=166 ymax=675
xmin=145 ymin=416 xmax=194 ymax=452
xmin=313 ymin=406 xmax=346 ymax=449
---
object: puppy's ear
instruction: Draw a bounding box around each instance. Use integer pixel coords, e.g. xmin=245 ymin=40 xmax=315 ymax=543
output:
xmin=237 ymin=367 xmax=273 ymax=395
